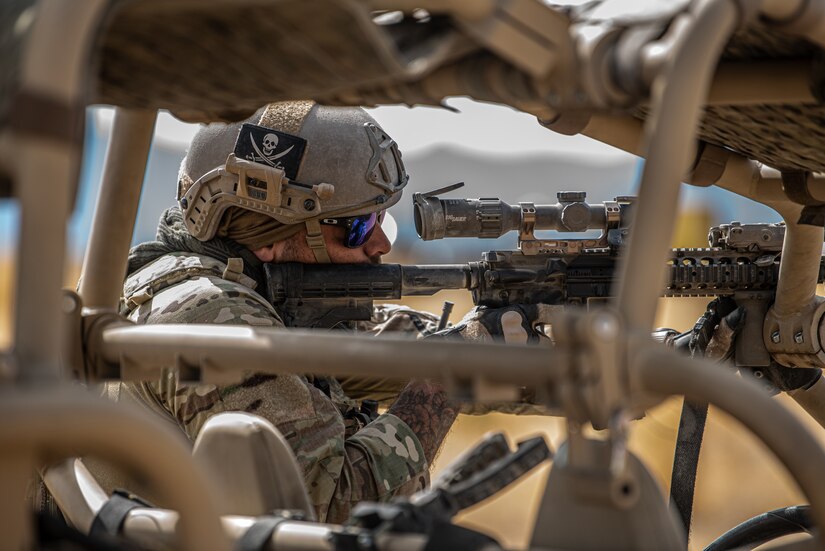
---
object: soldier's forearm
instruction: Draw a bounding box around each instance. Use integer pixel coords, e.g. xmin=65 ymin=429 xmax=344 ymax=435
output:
xmin=387 ymin=380 xmax=459 ymax=464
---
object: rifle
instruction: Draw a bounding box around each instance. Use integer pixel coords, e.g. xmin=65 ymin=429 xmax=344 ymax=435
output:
xmin=263 ymin=185 xmax=825 ymax=368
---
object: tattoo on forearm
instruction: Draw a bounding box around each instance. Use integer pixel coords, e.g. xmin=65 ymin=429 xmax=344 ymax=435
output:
xmin=388 ymin=380 xmax=459 ymax=464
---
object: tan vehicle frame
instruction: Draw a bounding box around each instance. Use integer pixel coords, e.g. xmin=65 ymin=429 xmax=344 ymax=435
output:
xmin=5 ymin=0 xmax=825 ymax=548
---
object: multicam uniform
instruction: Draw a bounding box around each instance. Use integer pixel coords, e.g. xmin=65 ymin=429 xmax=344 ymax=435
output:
xmin=95 ymin=211 xmax=441 ymax=523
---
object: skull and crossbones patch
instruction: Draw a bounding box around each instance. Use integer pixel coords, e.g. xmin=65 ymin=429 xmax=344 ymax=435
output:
xmin=234 ymin=123 xmax=307 ymax=179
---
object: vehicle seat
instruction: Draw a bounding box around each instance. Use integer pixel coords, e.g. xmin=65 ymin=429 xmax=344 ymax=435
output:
xmin=192 ymin=412 xmax=315 ymax=519
xmin=44 ymin=411 xmax=315 ymax=536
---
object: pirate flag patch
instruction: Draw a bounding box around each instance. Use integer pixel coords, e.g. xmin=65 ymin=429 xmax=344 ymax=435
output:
xmin=234 ymin=123 xmax=307 ymax=179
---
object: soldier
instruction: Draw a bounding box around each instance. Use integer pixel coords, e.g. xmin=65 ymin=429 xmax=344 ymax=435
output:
xmin=95 ymin=101 xmax=547 ymax=523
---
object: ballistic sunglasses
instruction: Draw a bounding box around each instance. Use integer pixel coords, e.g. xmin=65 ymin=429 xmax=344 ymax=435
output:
xmin=320 ymin=211 xmax=384 ymax=248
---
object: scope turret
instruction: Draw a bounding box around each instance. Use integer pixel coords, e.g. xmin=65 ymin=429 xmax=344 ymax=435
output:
xmin=413 ymin=183 xmax=633 ymax=241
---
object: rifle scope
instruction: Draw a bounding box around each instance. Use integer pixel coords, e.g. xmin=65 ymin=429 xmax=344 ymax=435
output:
xmin=413 ymin=188 xmax=632 ymax=241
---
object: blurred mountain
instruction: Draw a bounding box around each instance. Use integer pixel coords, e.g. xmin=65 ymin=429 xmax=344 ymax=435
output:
xmin=0 ymin=122 xmax=782 ymax=262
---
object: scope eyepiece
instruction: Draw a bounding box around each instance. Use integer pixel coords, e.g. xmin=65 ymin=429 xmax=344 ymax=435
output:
xmin=413 ymin=194 xmax=445 ymax=240
xmin=414 ymin=194 xmax=517 ymax=240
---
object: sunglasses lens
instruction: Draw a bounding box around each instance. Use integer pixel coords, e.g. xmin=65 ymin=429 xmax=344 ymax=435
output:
xmin=346 ymin=212 xmax=378 ymax=248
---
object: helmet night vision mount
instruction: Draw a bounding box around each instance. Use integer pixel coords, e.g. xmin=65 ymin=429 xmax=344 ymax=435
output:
xmin=413 ymin=182 xmax=635 ymax=255
xmin=180 ymin=154 xmax=335 ymax=242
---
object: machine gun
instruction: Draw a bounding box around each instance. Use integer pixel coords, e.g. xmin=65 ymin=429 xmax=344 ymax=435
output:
xmin=263 ymin=185 xmax=825 ymax=368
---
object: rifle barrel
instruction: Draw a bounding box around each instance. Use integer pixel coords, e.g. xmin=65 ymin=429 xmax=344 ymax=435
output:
xmin=265 ymin=253 xmax=825 ymax=306
xmin=400 ymin=265 xmax=473 ymax=295
xmin=265 ymin=263 xmax=472 ymax=302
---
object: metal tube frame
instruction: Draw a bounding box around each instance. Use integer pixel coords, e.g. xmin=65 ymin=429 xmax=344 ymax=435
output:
xmin=4 ymin=1 xmax=109 ymax=548
xmin=78 ymin=108 xmax=157 ymax=311
xmin=73 ymin=317 xmax=825 ymax=550
xmin=11 ymin=0 xmax=108 ymax=383
xmin=3 ymin=388 xmax=230 ymax=550
xmin=11 ymin=0 xmax=825 ymax=548
xmin=49 ymin=455 xmax=431 ymax=550
xmin=638 ymin=347 xmax=825 ymax=537
xmin=581 ymin=119 xmax=825 ymax=339
xmin=692 ymin=151 xmax=823 ymax=317
xmin=582 ymin=114 xmax=825 ymax=427
xmin=2 ymin=2 xmax=230 ymax=549
xmin=614 ymin=0 xmax=743 ymax=331
xmin=100 ymin=323 xmax=565 ymax=388
xmin=42 ymin=459 xmax=108 ymax=534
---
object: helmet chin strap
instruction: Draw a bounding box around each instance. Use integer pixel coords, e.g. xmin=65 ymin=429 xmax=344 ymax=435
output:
xmin=304 ymin=219 xmax=331 ymax=263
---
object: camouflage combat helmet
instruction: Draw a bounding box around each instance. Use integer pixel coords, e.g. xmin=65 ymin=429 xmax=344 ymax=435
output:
xmin=178 ymin=101 xmax=408 ymax=262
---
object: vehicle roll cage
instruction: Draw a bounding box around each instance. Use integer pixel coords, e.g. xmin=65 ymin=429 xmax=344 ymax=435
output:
xmin=4 ymin=0 xmax=825 ymax=549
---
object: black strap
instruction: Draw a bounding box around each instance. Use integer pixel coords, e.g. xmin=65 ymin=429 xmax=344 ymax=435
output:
xmin=89 ymin=489 xmax=153 ymax=538
xmin=670 ymin=398 xmax=709 ymax=543
xmin=237 ymin=516 xmax=289 ymax=551
xmin=422 ymin=518 xmax=499 ymax=551
xmin=37 ymin=510 xmax=139 ymax=551
xmin=312 ymin=376 xmax=332 ymax=398
xmin=360 ymin=399 xmax=380 ymax=422
xmin=704 ymin=505 xmax=813 ymax=551
xmin=670 ymin=300 xmax=723 ymax=544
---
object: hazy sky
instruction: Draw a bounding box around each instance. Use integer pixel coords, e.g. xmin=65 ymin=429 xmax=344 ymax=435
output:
xmin=83 ymin=100 xmax=637 ymax=252
xmin=369 ymin=99 xmax=634 ymax=162
xmin=0 ymin=99 xmax=778 ymax=255
xmin=94 ymin=98 xmax=636 ymax=164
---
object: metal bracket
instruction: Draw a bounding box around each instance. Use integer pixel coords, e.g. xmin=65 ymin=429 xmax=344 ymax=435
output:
xmin=782 ymin=171 xmax=825 ymax=226
xmin=518 ymin=193 xmax=623 ymax=255
xmin=688 ymin=142 xmax=729 ymax=187
xmin=61 ymin=290 xmax=85 ymax=381
xmin=519 ymin=237 xmax=608 ymax=256
xmin=81 ymin=311 xmax=135 ymax=381
xmin=547 ymin=308 xmax=640 ymax=514
xmin=553 ymin=309 xmax=627 ymax=431
xmin=531 ymin=437 xmax=683 ymax=550
xmin=455 ymin=0 xmax=572 ymax=79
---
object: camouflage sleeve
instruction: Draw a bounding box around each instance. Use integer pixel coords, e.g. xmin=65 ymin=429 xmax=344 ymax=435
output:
xmin=125 ymin=269 xmax=286 ymax=440
xmin=338 ymin=305 xmax=441 ymax=405
xmin=325 ymin=413 xmax=429 ymax=523
xmin=127 ymin=274 xmax=283 ymax=327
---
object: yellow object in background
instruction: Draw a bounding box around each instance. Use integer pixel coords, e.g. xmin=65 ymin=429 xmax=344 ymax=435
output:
xmin=672 ymin=207 xmax=713 ymax=249
xmin=0 ymin=257 xmax=10 ymax=348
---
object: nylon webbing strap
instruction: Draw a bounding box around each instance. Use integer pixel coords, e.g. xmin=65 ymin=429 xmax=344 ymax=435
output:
xmin=670 ymin=399 xmax=708 ymax=543
xmin=237 ymin=516 xmax=289 ymax=551
xmin=669 ymin=300 xmax=724 ymax=544
xmin=305 ymin=219 xmax=331 ymax=263
xmin=89 ymin=489 xmax=153 ymax=538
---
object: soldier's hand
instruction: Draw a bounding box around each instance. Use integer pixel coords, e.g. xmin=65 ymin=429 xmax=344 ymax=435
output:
xmin=654 ymin=297 xmax=745 ymax=361
xmin=433 ymin=304 xmax=555 ymax=344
